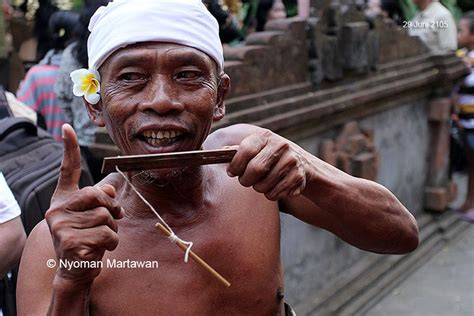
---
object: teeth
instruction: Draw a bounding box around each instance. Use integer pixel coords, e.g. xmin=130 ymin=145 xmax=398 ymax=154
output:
xmin=142 ymin=130 xmax=183 ymax=145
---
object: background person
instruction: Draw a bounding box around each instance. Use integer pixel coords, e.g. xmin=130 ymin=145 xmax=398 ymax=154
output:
xmin=454 ymin=11 xmax=474 ymax=221
xmin=16 ymin=10 xmax=79 ymax=141
xmin=408 ymin=0 xmax=457 ymax=54
xmin=0 ymin=171 xmax=25 ymax=279
xmin=54 ymin=1 xmax=110 ymax=182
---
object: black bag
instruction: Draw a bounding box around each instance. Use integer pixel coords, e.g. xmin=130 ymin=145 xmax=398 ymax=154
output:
xmin=0 ymin=117 xmax=94 ymax=234
xmin=0 ymin=85 xmax=94 ymax=234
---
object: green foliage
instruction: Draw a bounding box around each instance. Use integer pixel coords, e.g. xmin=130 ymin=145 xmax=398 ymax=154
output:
xmin=72 ymin=0 xmax=84 ymax=10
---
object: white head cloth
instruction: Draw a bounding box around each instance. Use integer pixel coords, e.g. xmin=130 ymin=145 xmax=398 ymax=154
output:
xmin=87 ymin=0 xmax=223 ymax=73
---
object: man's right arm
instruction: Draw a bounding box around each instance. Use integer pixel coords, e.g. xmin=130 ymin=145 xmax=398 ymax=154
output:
xmin=17 ymin=124 xmax=123 ymax=315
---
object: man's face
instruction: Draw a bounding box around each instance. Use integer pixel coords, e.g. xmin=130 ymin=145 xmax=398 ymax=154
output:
xmin=458 ymin=19 xmax=473 ymax=49
xmin=88 ymin=42 xmax=227 ymax=158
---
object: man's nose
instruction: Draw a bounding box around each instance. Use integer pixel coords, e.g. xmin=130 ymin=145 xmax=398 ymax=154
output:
xmin=138 ymin=77 xmax=184 ymax=115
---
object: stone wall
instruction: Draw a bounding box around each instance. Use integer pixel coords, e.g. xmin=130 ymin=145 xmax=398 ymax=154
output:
xmin=281 ymin=99 xmax=430 ymax=310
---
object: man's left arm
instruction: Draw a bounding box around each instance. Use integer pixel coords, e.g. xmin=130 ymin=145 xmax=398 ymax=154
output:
xmin=208 ymin=124 xmax=419 ymax=254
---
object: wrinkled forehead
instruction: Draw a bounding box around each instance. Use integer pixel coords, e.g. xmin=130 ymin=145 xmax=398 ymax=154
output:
xmin=99 ymin=42 xmax=219 ymax=74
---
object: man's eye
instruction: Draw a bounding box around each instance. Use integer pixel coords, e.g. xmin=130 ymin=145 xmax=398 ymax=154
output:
xmin=176 ymin=71 xmax=200 ymax=80
xmin=119 ymin=73 xmax=145 ymax=81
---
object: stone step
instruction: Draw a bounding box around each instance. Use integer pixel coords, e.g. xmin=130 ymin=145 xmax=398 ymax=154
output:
xmin=299 ymin=211 xmax=470 ymax=315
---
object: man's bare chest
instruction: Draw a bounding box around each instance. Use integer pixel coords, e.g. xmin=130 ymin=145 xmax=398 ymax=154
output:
xmin=89 ymin=187 xmax=284 ymax=314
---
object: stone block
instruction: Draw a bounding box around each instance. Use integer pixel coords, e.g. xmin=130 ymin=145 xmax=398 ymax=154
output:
xmin=224 ymin=45 xmax=268 ymax=62
xmin=246 ymin=31 xmax=287 ymax=46
xmin=447 ymin=181 xmax=458 ymax=203
xmin=321 ymin=34 xmax=343 ymax=81
xmin=351 ymin=152 xmax=378 ymax=180
xmin=320 ymin=140 xmax=337 ymax=166
xmin=424 ymin=186 xmax=449 ymax=212
xmin=337 ymin=153 xmax=351 ymax=173
xmin=340 ymin=22 xmax=369 ymax=74
xmin=427 ymin=122 xmax=450 ymax=187
xmin=346 ymin=134 xmax=367 ymax=156
xmin=428 ymin=98 xmax=452 ymax=123
xmin=367 ymin=30 xmax=379 ymax=70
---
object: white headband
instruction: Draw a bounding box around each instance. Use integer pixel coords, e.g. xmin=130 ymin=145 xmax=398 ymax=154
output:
xmin=87 ymin=0 xmax=224 ymax=73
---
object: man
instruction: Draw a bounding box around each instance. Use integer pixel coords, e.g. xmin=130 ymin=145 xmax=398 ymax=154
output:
xmin=408 ymin=0 xmax=457 ymax=54
xmin=454 ymin=11 xmax=474 ymax=221
xmin=17 ymin=0 xmax=418 ymax=315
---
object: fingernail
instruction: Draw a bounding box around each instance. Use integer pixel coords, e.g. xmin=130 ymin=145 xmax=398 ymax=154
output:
xmin=291 ymin=188 xmax=301 ymax=197
xmin=227 ymin=170 xmax=234 ymax=177
xmin=61 ymin=125 xmax=66 ymax=139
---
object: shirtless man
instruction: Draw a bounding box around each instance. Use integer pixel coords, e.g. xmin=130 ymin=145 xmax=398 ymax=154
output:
xmin=16 ymin=0 xmax=419 ymax=315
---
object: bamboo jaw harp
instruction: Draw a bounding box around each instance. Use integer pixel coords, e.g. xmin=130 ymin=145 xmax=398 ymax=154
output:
xmin=101 ymin=148 xmax=238 ymax=174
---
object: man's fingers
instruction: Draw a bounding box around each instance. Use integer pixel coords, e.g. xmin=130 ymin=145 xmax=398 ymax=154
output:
xmin=238 ymin=144 xmax=287 ymax=187
xmin=227 ymin=134 xmax=267 ymax=177
xmin=56 ymin=124 xmax=82 ymax=192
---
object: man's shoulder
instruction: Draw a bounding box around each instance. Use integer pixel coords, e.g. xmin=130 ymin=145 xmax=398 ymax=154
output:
xmin=429 ymin=2 xmax=454 ymax=20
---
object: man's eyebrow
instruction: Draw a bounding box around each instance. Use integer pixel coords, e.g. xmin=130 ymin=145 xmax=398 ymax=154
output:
xmin=164 ymin=50 xmax=213 ymax=68
xmin=111 ymin=54 xmax=149 ymax=69
xmin=112 ymin=50 xmax=212 ymax=69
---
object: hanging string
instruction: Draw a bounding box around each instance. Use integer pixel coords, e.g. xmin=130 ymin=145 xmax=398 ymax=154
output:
xmin=115 ymin=166 xmax=193 ymax=263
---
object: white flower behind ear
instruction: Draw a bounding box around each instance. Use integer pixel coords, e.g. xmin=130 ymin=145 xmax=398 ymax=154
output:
xmin=70 ymin=68 xmax=101 ymax=105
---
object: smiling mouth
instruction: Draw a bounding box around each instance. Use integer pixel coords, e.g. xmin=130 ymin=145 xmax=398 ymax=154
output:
xmin=140 ymin=130 xmax=185 ymax=146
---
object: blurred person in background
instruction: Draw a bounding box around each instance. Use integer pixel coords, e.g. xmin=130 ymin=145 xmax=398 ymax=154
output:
xmin=256 ymin=0 xmax=287 ymax=32
xmin=0 ymin=171 xmax=26 ymax=316
xmin=454 ymin=11 xmax=474 ymax=221
xmin=203 ymin=0 xmax=243 ymax=44
xmin=408 ymin=0 xmax=457 ymax=54
xmin=16 ymin=10 xmax=79 ymax=141
xmin=34 ymin=0 xmax=59 ymax=61
xmin=381 ymin=0 xmax=404 ymax=24
xmin=55 ymin=0 xmax=111 ymax=183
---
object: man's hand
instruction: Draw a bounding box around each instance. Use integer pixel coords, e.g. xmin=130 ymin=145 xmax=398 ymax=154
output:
xmin=226 ymin=128 xmax=308 ymax=201
xmin=45 ymin=124 xmax=124 ymax=290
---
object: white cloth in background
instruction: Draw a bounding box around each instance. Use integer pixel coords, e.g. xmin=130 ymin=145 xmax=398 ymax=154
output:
xmin=0 ymin=172 xmax=21 ymax=224
xmin=87 ymin=0 xmax=223 ymax=72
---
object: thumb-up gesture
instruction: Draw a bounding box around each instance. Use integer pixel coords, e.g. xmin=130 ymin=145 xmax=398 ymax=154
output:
xmin=45 ymin=124 xmax=124 ymax=289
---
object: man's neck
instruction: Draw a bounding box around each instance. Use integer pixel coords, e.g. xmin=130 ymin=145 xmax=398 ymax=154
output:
xmin=120 ymin=166 xmax=212 ymax=227
xmin=417 ymin=0 xmax=433 ymax=11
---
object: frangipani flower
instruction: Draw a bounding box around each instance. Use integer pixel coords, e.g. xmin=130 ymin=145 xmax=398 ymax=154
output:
xmin=70 ymin=68 xmax=101 ymax=105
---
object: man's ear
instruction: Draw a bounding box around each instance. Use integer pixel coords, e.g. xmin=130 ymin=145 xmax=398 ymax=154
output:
xmin=84 ymin=99 xmax=105 ymax=127
xmin=213 ymin=73 xmax=230 ymax=122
